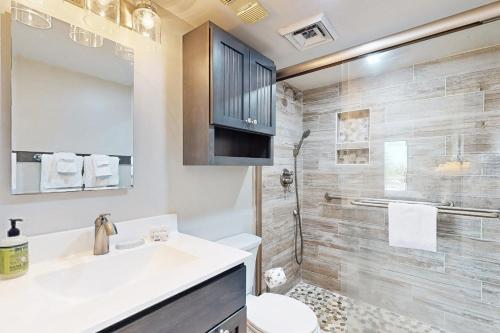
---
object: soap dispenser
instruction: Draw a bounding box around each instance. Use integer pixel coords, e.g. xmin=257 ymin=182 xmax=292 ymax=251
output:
xmin=0 ymin=218 xmax=29 ymax=279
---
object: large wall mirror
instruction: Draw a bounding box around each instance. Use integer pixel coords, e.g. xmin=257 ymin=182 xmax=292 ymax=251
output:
xmin=10 ymin=8 xmax=134 ymax=194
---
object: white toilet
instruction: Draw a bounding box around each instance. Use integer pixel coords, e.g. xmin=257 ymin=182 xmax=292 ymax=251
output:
xmin=218 ymin=233 xmax=320 ymax=333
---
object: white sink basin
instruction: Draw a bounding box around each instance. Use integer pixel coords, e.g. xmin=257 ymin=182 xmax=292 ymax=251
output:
xmin=1 ymin=215 xmax=251 ymax=333
xmin=35 ymin=244 xmax=198 ymax=300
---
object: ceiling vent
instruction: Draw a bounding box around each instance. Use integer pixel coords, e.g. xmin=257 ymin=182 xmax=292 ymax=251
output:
xmin=219 ymin=0 xmax=268 ymax=24
xmin=279 ymin=14 xmax=338 ymax=51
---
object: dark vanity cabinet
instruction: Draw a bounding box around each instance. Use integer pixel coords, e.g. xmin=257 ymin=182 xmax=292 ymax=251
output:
xmin=102 ymin=265 xmax=247 ymax=333
xmin=183 ymin=22 xmax=276 ymax=166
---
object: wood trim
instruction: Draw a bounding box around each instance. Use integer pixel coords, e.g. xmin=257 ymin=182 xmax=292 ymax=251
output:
xmin=183 ymin=22 xmax=211 ymax=165
xmin=254 ymin=166 xmax=263 ymax=295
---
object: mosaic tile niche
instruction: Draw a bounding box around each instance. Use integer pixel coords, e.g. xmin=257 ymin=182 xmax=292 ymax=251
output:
xmin=336 ymin=109 xmax=370 ymax=165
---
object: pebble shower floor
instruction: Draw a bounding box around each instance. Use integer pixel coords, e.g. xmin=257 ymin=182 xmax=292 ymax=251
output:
xmin=287 ymin=282 xmax=446 ymax=333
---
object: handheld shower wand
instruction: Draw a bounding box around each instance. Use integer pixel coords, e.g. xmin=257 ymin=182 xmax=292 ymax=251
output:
xmin=293 ymin=129 xmax=310 ymax=265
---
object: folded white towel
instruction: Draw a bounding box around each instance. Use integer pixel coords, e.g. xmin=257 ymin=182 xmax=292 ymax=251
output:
xmin=55 ymin=152 xmax=78 ymax=174
xmin=92 ymin=154 xmax=112 ymax=177
xmin=41 ymin=154 xmax=83 ymax=191
xmin=83 ymin=155 xmax=120 ymax=189
xmin=388 ymin=202 xmax=437 ymax=252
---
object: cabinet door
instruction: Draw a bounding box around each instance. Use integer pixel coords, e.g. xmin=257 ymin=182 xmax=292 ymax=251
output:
xmin=249 ymin=49 xmax=276 ymax=136
xmin=211 ymin=24 xmax=250 ymax=131
xmin=208 ymin=307 xmax=247 ymax=333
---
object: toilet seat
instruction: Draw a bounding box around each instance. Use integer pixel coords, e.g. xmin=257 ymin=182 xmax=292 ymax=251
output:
xmin=246 ymin=293 xmax=319 ymax=333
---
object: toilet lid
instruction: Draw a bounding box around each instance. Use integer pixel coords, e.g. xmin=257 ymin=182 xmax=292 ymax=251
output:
xmin=247 ymin=293 xmax=318 ymax=333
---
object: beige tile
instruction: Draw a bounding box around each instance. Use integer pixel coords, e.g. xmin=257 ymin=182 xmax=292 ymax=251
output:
xmin=414 ymin=45 xmax=500 ymax=81
xmin=446 ymin=67 xmax=500 ymax=95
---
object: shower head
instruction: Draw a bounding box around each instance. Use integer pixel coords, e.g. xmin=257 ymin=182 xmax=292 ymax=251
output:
xmin=293 ymin=129 xmax=311 ymax=157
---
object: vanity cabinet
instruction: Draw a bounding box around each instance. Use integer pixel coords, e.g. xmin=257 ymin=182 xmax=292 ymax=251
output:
xmin=183 ymin=22 xmax=275 ymax=166
xmin=101 ymin=264 xmax=246 ymax=333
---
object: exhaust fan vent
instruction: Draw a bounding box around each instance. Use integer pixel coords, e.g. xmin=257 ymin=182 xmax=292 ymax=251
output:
xmin=279 ymin=14 xmax=338 ymax=50
xmin=237 ymin=2 xmax=268 ymax=24
xmin=219 ymin=0 xmax=268 ymax=24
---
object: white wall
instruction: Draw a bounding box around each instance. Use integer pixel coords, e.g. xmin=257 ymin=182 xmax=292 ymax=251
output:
xmin=0 ymin=1 xmax=254 ymax=240
xmin=12 ymin=56 xmax=133 ymax=155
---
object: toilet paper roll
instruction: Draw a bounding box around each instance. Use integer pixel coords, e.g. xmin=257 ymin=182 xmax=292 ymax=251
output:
xmin=264 ymin=267 xmax=287 ymax=289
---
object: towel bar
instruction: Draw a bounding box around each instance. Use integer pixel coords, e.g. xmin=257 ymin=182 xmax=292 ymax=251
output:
xmin=324 ymin=192 xmax=500 ymax=219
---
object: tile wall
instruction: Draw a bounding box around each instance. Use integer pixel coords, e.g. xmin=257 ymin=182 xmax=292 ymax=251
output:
xmin=299 ymin=44 xmax=500 ymax=332
xmin=261 ymin=44 xmax=500 ymax=331
xmin=261 ymin=82 xmax=303 ymax=293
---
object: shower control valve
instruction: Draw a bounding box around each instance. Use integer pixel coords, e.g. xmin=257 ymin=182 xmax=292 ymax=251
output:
xmin=280 ymin=168 xmax=294 ymax=197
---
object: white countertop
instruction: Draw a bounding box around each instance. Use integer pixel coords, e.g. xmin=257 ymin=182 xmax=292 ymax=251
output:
xmin=0 ymin=215 xmax=250 ymax=333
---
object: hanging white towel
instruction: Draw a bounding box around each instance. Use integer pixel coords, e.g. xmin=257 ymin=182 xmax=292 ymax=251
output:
xmin=83 ymin=155 xmax=120 ymax=189
xmin=40 ymin=154 xmax=83 ymax=192
xmin=55 ymin=152 xmax=78 ymax=174
xmin=388 ymin=202 xmax=437 ymax=252
xmin=92 ymin=154 xmax=112 ymax=177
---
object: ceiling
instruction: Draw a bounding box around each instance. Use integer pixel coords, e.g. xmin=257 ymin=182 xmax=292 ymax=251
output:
xmin=158 ymin=0 xmax=497 ymax=70
xmin=286 ymin=19 xmax=500 ymax=90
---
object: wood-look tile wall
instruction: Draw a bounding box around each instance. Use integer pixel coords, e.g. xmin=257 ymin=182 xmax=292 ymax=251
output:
xmin=261 ymin=82 xmax=303 ymax=293
xmin=298 ymin=45 xmax=500 ymax=332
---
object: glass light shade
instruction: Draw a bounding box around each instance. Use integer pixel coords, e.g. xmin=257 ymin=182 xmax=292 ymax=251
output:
xmin=69 ymin=25 xmax=103 ymax=47
xmin=84 ymin=0 xmax=120 ymax=32
xmin=11 ymin=1 xmax=51 ymax=29
xmin=132 ymin=0 xmax=161 ymax=43
xmin=115 ymin=43 xmax=134 ymax=63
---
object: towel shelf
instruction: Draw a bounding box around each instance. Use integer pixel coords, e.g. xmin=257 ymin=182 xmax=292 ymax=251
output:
xmin=13 ymin=151 xmax=132 ymax=165
xmin=324 ymin=192 xmax=500 ymax=219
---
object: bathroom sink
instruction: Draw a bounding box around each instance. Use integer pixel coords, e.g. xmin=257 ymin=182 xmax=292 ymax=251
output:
xmin=35 ymin=244 xmax=198 ymax=300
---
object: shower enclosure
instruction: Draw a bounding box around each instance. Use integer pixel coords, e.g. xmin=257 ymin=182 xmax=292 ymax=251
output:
xmin=261 ymin=11 xmax=500 ymax=333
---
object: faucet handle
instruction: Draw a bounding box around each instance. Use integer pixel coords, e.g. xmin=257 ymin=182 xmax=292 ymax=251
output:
xmin=95 ymin=213 xmax=111 ymax=227
xmin=104 ymin=222 xmax=118 ymax=236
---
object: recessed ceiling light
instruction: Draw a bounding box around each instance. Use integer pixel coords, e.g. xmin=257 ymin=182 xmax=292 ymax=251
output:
xmin=366 ymin=53 xmax=383 ymax=64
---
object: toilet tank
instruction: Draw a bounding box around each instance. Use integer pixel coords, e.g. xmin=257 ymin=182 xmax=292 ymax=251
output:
xmin=217 ymin=233 xmax=262 ymax=295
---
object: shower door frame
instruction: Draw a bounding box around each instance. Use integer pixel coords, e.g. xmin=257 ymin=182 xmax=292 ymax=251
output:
xmin=255 ymin=0 xmax=500 ymax=296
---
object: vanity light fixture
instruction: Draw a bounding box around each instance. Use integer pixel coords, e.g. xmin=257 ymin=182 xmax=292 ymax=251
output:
xmin=64 ymin=0 xmax=162 ymax=43
xmin=69 ymin=25 xmax=104 ymax=47
xmin=11 ymin=1 xmax=52 ymax=29
xmin=132 ymin=0 xmax=160 ymax=43
xmin=84 ymin=0 xmax=120 ymax=30
xmin=86 ymin=0 xmax=119 ymax=19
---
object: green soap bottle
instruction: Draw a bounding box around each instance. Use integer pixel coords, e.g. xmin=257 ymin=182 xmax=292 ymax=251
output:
xmin=0 ymin=218 xmax=29 ymax=279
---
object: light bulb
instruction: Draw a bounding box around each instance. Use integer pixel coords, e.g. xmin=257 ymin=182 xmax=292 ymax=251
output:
xmin=141 ymin=12 xmax=155 ymax=30
xmin=97 ymin=0 xmax=112 ymax=6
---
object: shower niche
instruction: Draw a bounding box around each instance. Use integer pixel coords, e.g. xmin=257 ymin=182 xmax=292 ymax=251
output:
xmin=335 ymin=109 xmax=370 ymax=165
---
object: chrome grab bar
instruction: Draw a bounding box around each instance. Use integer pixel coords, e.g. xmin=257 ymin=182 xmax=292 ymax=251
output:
xmin=324 ymin=192 xmax=500 ymax=219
